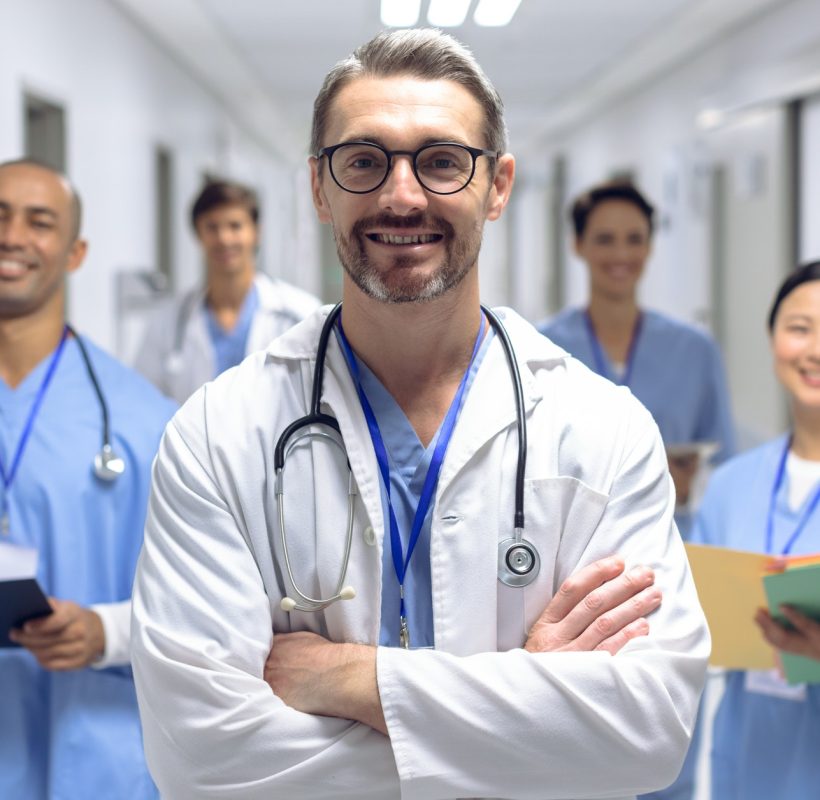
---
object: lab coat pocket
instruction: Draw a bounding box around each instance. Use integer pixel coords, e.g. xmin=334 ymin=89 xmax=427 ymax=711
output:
xmin=497 ymin=476 xmax=609 ymax=651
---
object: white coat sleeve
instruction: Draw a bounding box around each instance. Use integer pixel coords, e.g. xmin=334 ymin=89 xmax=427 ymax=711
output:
xmin=130 ymin=401 xmax=401 ymax=800
xmin=90 ymin=600 xmax=131 ymax=668
xmin=377 ymin=403 xmax=710 ymax=800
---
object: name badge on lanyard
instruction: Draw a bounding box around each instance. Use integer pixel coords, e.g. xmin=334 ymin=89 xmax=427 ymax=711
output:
xmin=744 ymin=668 xmax=807 ymax=702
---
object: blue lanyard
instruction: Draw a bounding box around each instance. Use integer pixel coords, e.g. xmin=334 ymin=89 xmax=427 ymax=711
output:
xmin=583 ymin=310 xmax=643 ymax=387
xmin=765 ymin=437 xmax=820 ymax=555
xmin=0 ymin=326 xmax=70 ymax=534
xmin=336 ymin=315 xmax=486 ymax=647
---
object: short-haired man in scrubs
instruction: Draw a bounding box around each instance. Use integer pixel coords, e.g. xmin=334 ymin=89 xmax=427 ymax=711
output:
xmin=0 ymin=159 xmax=176 ymax=799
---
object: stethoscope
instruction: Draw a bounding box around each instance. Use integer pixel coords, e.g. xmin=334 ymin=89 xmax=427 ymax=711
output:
xmin=0 ymin=325 xmax=124 ymax=537
xmin=274 ymin=303 xmax=540 ymax=614
xmin=66 ymin=325 xmax=126 ymax=481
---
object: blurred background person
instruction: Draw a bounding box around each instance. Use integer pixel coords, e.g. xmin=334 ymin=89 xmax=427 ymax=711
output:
xmin=134 ymin=179 xmax=320 ymax=403
xmin=691 ymin=261 xmax=820 ymax=799
xmin=539 ymin=181 xmax=736 ymax=537
xmin=0 ymin=158 xmax=175 ymax=798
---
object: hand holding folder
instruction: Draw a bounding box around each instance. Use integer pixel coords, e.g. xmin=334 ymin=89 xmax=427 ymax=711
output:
xmin=685 ymin=543 xmax=820 ymax=682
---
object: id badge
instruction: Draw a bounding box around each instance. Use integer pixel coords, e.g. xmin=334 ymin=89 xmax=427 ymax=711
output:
xmin=744 ymin=668 xmax=807 ymax=702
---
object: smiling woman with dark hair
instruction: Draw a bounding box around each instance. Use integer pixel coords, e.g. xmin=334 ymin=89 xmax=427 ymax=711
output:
xmin=691 ymin=260 xmax=820 ymax=799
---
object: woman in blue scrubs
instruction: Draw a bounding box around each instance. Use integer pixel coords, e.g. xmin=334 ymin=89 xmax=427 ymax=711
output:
xmin=691 ymin=261 xmax=820 ymax=799
xmin=539 ymin=182 xmax=735 ymax=530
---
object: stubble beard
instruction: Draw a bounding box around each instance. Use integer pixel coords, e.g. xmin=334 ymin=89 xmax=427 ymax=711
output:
xmin=332 ymin=213 xmax=483 ymax=304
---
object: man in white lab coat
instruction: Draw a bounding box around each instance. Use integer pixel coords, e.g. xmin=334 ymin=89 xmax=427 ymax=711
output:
xmin=134 ymin=179 xmax=320 ymax=403
xmin=132 ymin=29 xmax=709 ymax=800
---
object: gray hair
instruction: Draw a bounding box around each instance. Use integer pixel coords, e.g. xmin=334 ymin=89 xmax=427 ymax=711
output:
xmin=310 ymin=28 xmax=507 ymax=157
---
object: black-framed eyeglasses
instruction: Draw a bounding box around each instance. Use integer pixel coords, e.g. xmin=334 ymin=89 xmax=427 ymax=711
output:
xmin=317 ymin=141 xmax=499 ymax=195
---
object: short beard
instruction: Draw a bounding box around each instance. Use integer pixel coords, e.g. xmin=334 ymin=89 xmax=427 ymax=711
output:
xmin=333 ymin=212 xmax=482 ymax=304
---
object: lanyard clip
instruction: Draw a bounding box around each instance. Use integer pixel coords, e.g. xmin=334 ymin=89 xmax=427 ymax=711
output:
xmin=399 ymin=615 xmax=410 ymax=649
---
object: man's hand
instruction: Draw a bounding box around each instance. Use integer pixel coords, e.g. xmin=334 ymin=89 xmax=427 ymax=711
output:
xmin=264 ymin=631 xmax=387 ymax=734
xmin=525 ymin=556 xmax=661 ymax=655
xmin=667 ymin=452 xmax=700 ymax=507
xmin=755 ymin=606 xmax=820 ymax=662
xmin=9 ymin=598 xmax=105 ymax=670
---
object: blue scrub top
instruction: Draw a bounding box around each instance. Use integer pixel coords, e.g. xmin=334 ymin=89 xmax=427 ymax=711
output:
xmin=539 ymin=308 xmax=736 ymax=464
xmin=205 ymin=282 xmax=260 ymax=376
xmin=0 ymin=337 xmax=176 ymax=800
xmin=342 ymin=330 xmax=493 ymax=649
xmin=691 ymin=436 xmax=820 ymax=800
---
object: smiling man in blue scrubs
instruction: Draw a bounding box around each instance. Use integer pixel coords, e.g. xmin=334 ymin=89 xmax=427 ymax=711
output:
xmin=0 ymin=159 xmax=175 ymax=799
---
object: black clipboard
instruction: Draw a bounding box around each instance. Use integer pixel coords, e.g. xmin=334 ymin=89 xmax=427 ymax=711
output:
xmin=0 ymin=579 xmax=53 ymax=647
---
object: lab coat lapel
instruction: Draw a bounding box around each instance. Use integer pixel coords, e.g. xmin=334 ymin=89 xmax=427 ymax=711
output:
xmin=428 ymin=310 xmax=557 ymax=655
xmin=437 ymin=321 xmax=542 ymax=494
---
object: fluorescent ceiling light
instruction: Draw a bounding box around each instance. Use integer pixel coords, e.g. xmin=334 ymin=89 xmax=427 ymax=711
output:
xmin=474 ymin=0 xmax=523 ymax=27
xmin=427 ymin=0 xmax=472 ymax=27
xmin=381 ymin=0 xmax=421 ymax=27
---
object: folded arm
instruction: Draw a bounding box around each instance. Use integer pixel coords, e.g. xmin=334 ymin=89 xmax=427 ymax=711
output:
xmin=265 ymin=556 xmax=661 ymax=734
xmin=133 ymin=394 xmax=707 ymax=800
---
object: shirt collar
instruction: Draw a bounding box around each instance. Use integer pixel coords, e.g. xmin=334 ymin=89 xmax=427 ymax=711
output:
xmin=266 ymin=305 xmax=569 ymax=370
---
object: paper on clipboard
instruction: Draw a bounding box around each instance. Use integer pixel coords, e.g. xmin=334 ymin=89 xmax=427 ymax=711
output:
xmin=0 ymin=541 xmax=38 ymax=581
xmin=684 ymin=543 xmax=777 ymax=670
xmin=665 ymin=441 xmax=720 ymax=462
xmin=0 ymin=542 xmax=52 ymax=648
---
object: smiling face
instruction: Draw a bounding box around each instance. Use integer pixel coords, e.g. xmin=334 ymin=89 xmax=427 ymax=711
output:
xmin=771 ymin=281 xmax=820 ymax=414
xmin=194 ymin=203 xmax=258 ymax=281
xmin=575 ymin=199 xmax=652 ymax=302
xmin=0 ymin=162 xmax=86 ymax=321
xmin=310 ymin=75 xmax=514 ymax=304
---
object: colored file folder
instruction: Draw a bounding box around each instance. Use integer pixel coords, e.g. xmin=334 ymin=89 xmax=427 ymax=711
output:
xmin=763 ymin=562 xmax=820 ymax=684
xmin=686 ymin=543 xmax=820 ymax=677
xmin=684 ymin=543 xmax=776 ymax=670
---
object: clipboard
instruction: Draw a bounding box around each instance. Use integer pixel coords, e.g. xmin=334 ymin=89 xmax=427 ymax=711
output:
xmin=665 ymin=441 xmax=720 ymax=462
xmin=0 ymin=578 xmax=53 ymax=647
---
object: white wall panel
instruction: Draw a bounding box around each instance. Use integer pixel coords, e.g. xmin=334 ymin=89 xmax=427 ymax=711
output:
xmin=0 ymin=0 xmax=321 ymax=357
xmin=800 ymin=93 xmax=820 ymax=263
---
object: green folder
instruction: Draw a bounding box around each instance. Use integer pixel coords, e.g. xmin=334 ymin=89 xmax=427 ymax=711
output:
xmin=763 ymin=563 xmax=820 ymax=684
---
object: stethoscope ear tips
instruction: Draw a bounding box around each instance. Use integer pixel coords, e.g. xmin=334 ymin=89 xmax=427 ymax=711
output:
xmin=279 ymin=586 xmax=356 ymax=613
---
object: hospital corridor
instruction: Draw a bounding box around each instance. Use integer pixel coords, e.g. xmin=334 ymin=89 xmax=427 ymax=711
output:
xmin=3 ymin=1 xmax=820 ymax=798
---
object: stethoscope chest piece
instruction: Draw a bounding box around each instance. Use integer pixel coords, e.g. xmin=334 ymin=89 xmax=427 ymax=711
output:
xmin=498 ymin=535 xmax=540 ymax=587
xmin=94 ymin=444 xmax=125 ymax=482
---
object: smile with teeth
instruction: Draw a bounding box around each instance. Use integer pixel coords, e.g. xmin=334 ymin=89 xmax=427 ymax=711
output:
xmin=800 ymin=369 xmax=820 ymax=384
xmin=368 ymin=233 xmax=442 ymax=245
xmin=0 ymin=258 xmax=32 ymax=277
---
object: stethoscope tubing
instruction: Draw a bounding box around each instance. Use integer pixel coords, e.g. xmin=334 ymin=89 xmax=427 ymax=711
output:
xmin=66 ymin=324 xmax=111 ymax=451
xmin=274 ymin=302 xmax=536 ymax=612
xmin=65 ymin=324 xmax=124 ymax=481
xmin=481 ymin=305 xmax=527 ymax=535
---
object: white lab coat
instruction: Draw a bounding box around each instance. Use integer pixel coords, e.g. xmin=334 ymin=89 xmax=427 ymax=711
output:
xmin=132 ymin=306 xmax=710 ymax=800
xmin=133 ymin=272 xmax=321 ymax=403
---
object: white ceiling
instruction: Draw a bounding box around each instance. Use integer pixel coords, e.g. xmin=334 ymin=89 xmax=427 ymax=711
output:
xmin=111 ymin=0 xmax=788 ymax=162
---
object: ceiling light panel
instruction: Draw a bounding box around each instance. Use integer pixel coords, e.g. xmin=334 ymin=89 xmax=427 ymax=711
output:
xmin=381 ymin=0 xmax=421 ymax=27
xmin=474 ymin=0 xmax=523 ymax=27
xmin=427 ymin=0 xmax=473 ymax=27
